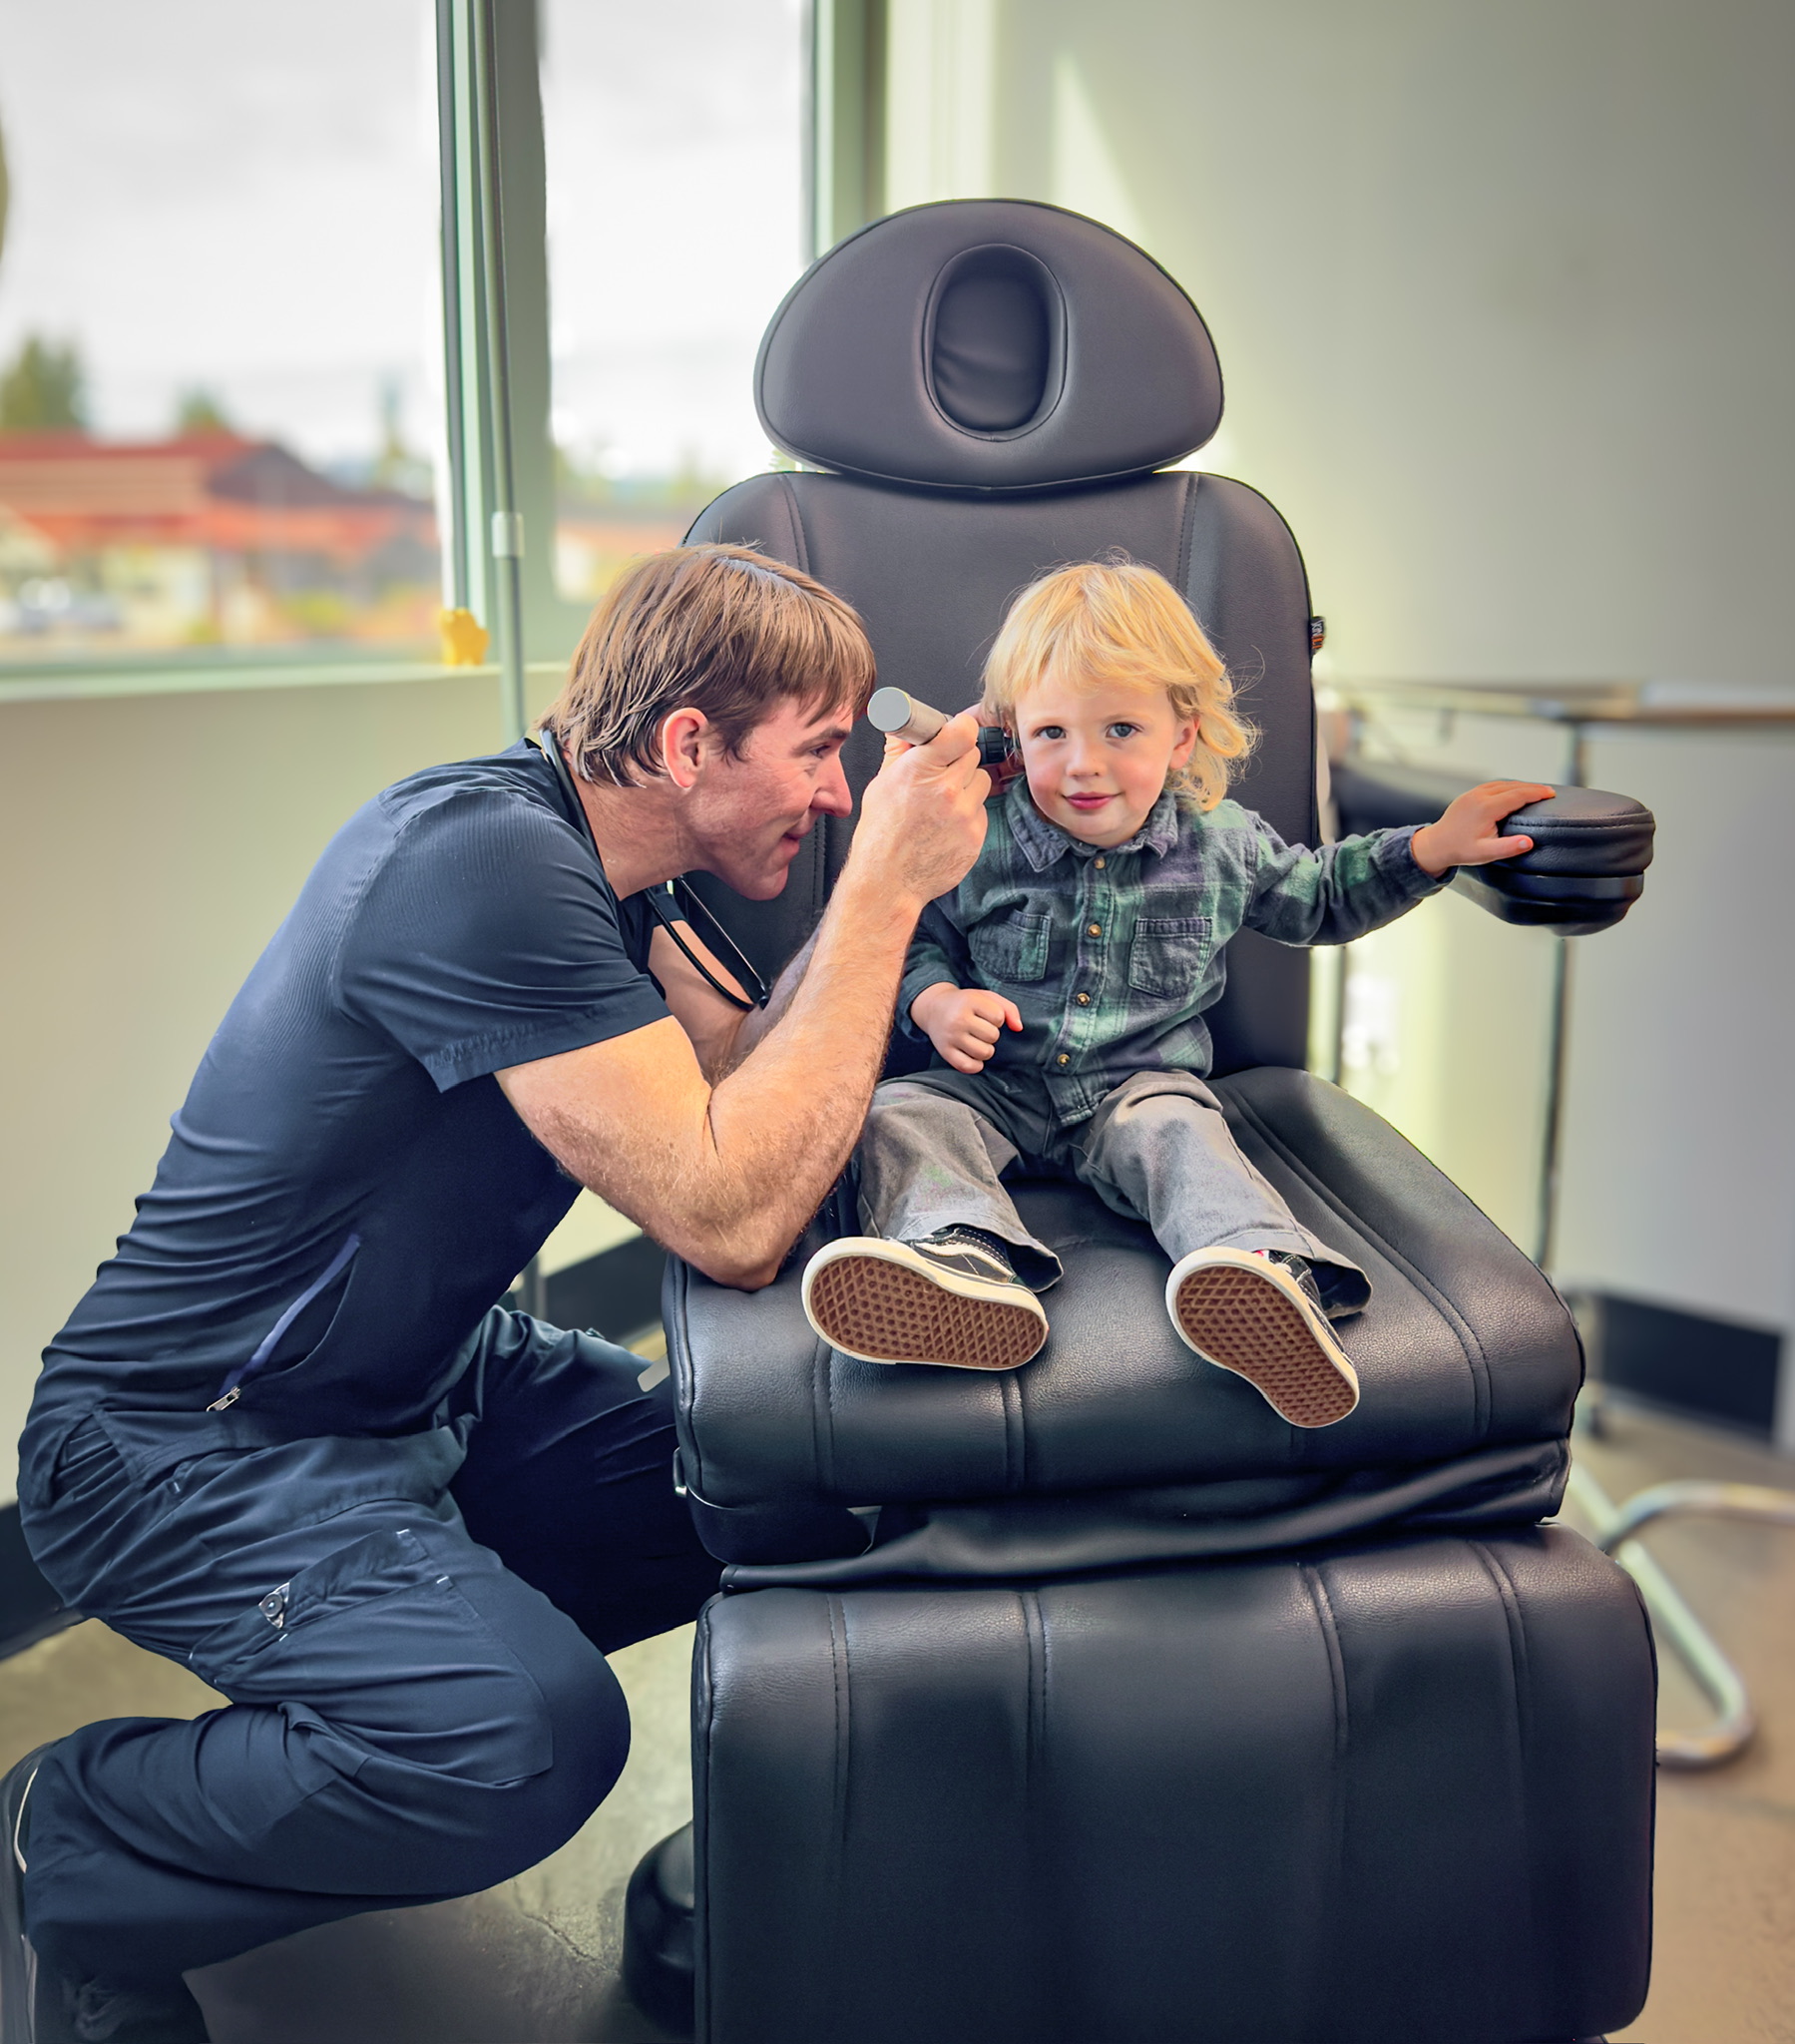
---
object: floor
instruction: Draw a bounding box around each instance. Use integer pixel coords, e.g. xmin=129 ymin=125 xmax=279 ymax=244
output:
xmin=0 ymin=1392 xmax=1788 ymax=2042
xmin=1562 ymin=1393 xmax=1795 ymax=2044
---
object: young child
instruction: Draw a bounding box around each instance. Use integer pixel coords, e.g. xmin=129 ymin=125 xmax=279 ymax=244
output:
xmin=800 ymin=560 xmax=1551 ymax=1428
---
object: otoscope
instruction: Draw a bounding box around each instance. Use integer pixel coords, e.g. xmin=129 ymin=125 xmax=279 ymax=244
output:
xmin=866 ymin=687 xmax=1022 ymax=780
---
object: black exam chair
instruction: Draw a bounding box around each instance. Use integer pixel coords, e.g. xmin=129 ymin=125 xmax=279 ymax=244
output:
xmin=626 ymin=201 xmax=1655 ymax=2044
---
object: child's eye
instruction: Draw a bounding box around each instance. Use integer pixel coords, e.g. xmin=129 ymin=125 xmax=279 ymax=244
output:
xmin=1032 ymin=724 xmax=1066 ymax=742
xmin=1105 ymin=722 xmax=1140 ymax=741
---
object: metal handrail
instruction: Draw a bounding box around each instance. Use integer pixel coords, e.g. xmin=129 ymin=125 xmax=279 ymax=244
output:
xmin=1566 ymin=1462 xmax=1795 ymax=1769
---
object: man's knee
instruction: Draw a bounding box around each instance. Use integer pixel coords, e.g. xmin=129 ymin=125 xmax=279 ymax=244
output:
xmin=325 ymin=1632 xmax=633 ymax=1893
xmin=445 ymin=1651 xmax=632 ymax=1886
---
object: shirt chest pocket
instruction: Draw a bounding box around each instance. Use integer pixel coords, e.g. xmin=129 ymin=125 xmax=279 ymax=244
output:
xmin=968 ymin=909 xmax=1052 ymax=985
xmin=1127 ymin=914 xmax=1213 ymax=999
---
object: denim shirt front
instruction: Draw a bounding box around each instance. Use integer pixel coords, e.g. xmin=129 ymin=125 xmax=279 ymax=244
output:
xmin=898 ymin=779 xmax=1443 ymax=1124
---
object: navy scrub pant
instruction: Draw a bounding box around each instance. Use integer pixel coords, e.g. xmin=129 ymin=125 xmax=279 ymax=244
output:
xmin=15 ymin=1310 xmax=720 ymax=1991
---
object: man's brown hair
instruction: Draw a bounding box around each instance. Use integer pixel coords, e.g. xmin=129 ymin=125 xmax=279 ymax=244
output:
xmin=540 ymin=543 xmax=876 ymax=785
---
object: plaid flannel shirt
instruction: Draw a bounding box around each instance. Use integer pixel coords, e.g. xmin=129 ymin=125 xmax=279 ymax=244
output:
xmin=898 ymin=779 xmax=1444 ymax=1124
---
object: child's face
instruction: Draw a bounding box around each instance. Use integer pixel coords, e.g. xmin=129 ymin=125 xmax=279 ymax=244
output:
xmin=1012 ymin=673 xmax=1198 ymax=848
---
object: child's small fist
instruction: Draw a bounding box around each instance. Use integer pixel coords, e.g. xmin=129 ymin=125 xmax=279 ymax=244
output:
xmin=909 ymin=983 xmax=1024 ymax=1074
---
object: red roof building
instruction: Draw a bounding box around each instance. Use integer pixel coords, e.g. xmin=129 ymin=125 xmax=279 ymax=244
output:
xmin=0 ymin=430 xmax=436 ymax=573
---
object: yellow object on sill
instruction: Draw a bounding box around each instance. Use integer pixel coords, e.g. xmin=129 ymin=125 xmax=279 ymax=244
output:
xmin=439 ymin=607 xmax=491 ymax=667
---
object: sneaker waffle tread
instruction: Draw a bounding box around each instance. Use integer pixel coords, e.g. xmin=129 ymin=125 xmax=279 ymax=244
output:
xmin=1174 ymin=1265 xmax=1357 ymax=1427
xmin=808 ymin=1256 xmax=1044 ymax=1370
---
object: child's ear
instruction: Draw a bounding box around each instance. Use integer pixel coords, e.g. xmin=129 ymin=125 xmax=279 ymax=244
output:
xmin=1167 ymin=713 xmax=1201 ymax=770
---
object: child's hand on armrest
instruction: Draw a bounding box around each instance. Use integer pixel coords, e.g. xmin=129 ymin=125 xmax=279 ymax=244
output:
xmin=1411 ymin=780 xmax=1556 ymax=876
xmin=910 ymin=983 xmax=1024 ymax=1074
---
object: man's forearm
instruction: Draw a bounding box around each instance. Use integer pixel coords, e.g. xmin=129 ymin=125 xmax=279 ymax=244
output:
xmin=692 ymin=865 xmax=919 ymax=1281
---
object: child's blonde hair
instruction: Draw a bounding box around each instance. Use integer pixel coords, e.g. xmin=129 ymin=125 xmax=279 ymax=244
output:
xmin=981 ymin=559 xmax=1253 ymax=810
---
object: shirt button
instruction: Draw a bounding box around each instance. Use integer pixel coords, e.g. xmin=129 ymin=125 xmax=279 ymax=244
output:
xmin=1076 ymin=992 xmax=1091 ymax=1005
xmin=1095 ymin=857 xmax=1106 ymax=869
xmin=1088 ymin=922 xmax=1102 ymax=937
xmin=1057 ymin=1054 xmax=1070 ymax=1066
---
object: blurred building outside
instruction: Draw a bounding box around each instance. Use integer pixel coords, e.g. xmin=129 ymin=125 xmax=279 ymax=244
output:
xmin=0 ymin=415 xmax=720 ymax=660
xmin=551 ymin=458 xmax=731 ymax=612
xmin=0 ymin=422 xmax=439 ymax=655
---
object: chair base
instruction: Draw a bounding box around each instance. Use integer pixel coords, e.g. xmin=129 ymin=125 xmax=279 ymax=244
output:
xmin=622 ymin=1822 xmax=695 ymax=2036
xmin=685 ymin=1528 xmax=1655 ymax=2044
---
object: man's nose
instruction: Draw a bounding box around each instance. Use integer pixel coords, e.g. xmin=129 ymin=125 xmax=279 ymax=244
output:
xmin=813 ymin=755 xmax=853 ymax=816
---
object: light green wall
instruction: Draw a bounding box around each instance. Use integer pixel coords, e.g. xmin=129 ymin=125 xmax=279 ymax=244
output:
xmin=886 ymin=0 xmax=1795 ymax=692
xmin=0 ymin=677 xmax=506 ymax=1502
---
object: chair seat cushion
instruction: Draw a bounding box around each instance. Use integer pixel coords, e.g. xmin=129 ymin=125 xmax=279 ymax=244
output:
xmin=667 ymin=1066 xmax=1581 ymax=1513
xmin=692 ymin=1527 xmax=1653 ymax=2044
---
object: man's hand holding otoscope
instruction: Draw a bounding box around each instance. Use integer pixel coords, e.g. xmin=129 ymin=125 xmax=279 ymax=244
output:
xmin=867 ymin=688 xmax=1023 ymax=783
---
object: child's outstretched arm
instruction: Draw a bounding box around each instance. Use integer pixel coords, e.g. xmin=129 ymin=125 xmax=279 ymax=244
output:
xmin=1244 ymin=779 xmax=1560 ymax=946
xmin=910 ymin=983 xmax=1024 ymax=1074
xmin=1411 ymin=780 xmax=1555 ymax=876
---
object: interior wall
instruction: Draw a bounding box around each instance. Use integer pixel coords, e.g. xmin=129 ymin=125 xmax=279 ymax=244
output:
xmin=0 ymin=679 xmax=508 ymax=1504
xmin=887 ymin=0 xmax=1795 ymax=694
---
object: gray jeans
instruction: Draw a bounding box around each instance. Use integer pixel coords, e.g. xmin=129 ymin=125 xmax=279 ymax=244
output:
xmin=857 ymin=1067 xmax=1370 ymax=1308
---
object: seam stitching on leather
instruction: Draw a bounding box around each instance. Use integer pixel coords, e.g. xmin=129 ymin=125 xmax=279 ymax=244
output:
xmin=1471 ymin=1539 xmax=1534 ymax=1754
xmin=1299 ymin=1553 xmax=1352 ymax=2029
xmin=814 ymin=1333 xmax=837 ymax=1494
xmin=776 ymin=470 xmax=811 ymax=576
xmin=1469 ymin=1539 xmax=1543 ymax=2011
xmin=1023 ymin=1585 xmax=1050 ymax=2023
xmin=1003 ymin=1368 xmax=1025 ymax=1493
xmin=671 ymin=1260 xmax=703 ymax=1494
xmin=824 ymin=1590 xmax=851 ymax=2033
xmin=1175 ymin=469 xmax=1199 ymax=604
xmin=777 ymin=475 xmax=832 ymax=940
xmin=1302 ymin=1558 xmax=1351 ymax=1762
xmin=1225 ymin=1083 xmax=1494 ymax=1434
xmin=693 ymin=1611 xmax=715 ymax=2037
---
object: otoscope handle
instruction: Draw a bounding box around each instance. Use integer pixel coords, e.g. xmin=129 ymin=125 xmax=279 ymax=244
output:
xmin=867 ymin=687 xmax=947 ymax=744
xmin=867 ymin=687 xmax=1018 ymax=773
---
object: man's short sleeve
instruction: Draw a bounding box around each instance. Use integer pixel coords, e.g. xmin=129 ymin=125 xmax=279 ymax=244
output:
xmin=339 ymin=785 xmax=670 ymax=1091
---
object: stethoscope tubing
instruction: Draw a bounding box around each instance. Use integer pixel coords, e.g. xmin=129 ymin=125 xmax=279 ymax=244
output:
xmin=532 ymin=728 xmax=771 ymax=1014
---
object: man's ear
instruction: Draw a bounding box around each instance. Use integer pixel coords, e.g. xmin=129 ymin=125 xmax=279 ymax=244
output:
xmin=658 ymin=708 xmax=709 ymax=790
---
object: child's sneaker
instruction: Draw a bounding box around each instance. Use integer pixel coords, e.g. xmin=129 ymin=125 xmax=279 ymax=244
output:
xmin=801 ymin=1228 xmax=1049 ymax=1370
xmin=1165 ymin=1246 xmax=1360 ymax=1428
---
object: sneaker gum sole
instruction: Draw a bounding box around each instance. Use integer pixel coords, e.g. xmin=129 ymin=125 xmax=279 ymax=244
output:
xmin=1173 ymin=1264 xmax=1358 ymax=1427
xmin=807 ymin=1255 xmax=1045 ymax=1371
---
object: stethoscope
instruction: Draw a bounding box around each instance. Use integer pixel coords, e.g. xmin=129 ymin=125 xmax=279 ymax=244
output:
xmin=531 ymin=727 xmax=770 ymax=1015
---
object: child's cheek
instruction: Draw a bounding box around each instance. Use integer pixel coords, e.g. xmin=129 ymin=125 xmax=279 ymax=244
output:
xmin=1019 ymin=750 xmax=1059 ymax=809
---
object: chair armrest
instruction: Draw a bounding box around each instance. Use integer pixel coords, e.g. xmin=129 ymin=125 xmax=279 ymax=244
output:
xmin=1332 ymin=761 xmax=1656 ymax=936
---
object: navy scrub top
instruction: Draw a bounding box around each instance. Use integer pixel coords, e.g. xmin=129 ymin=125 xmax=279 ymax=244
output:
xmin=27 ymin=741 xmax=670 ymax=1478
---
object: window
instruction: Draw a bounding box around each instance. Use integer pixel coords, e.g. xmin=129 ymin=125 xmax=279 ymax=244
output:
xmin=539 ymin=0 xmax=805 ymax=608
xmin=0 ymin=0 xmax=441 ymax=666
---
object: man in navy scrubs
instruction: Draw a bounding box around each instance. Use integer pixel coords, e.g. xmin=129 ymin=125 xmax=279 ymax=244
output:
xmin=3 ymin=544 xmax=991 ymax=2042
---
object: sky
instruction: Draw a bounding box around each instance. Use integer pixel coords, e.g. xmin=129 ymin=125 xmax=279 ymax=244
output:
xmin=542 ymin=0 xmax=805 ymax=480
xmin=0 ymin=0 xmax=804 ymax=478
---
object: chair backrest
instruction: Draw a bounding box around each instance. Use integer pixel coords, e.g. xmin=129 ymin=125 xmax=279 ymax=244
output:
xmin=684 ymin=200 xmax=1321 ymax=1074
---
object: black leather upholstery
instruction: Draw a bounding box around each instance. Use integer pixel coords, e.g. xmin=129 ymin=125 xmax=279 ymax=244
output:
xmin=669 ymin=1068 xmax=1580 ymax=1525
xmin=645 ymin=202 xmax=1655 ymax=2044
xmin=693 ymin=1529 xmax=1654 ymax=2044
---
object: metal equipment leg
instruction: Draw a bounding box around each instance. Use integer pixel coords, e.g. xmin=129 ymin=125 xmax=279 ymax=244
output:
xmin=1566 ymin=1461 xmax=1795 ymax=1769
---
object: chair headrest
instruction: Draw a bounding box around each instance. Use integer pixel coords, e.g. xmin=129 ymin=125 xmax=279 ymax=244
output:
xmin=755 ymin=200 xmax=1223 ymax=495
